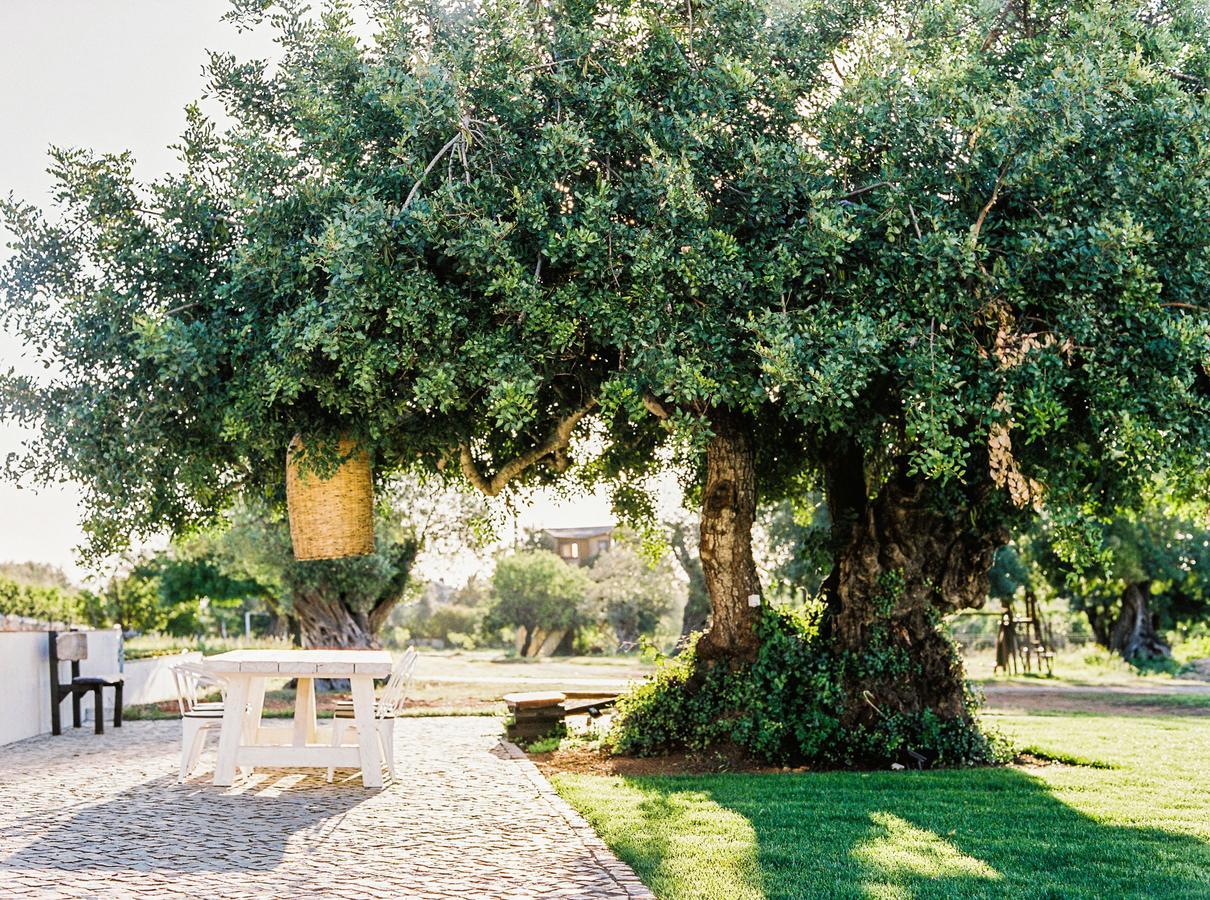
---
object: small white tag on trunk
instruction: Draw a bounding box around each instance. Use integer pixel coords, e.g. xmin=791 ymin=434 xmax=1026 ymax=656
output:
xmin=747 ymin=594 xmax=762 ymax=607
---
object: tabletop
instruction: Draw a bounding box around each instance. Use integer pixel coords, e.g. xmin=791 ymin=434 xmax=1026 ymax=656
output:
xmin=202 ymin=649 xmax=394 ymax=677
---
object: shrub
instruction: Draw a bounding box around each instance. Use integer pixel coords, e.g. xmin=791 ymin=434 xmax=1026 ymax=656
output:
xmin=0 ymin=576 xmax=83 ymax=623
xmin=607 ymin=606 xmax=1006 ymax=768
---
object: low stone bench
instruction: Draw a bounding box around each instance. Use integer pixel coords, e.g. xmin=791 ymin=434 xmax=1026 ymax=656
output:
xmin=502 ymin=690 xmax=624 ymax=743
xmin=502 ymin=691 xmax=566 ymax=742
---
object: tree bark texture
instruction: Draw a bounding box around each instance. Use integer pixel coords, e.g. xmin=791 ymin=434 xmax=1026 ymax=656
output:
xmin=291 ymin=590 xmax=381 ymax=649
xmin=1109 ymin=581 xmax=1170 ymax=660
xmin=824 ymin=455 xmax=1004 ymax=732
xmin=696 ymin=414 xmax=762 ymax=661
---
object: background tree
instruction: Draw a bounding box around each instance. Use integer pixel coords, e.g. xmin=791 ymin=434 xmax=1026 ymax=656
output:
xmin=586 ymin=540 xmax=680 ymax=648
xmin=666 ymin=517 xmax=709 ymax=639
xmin=0 ymin=561 xmax=74 ymax=591
xmin=0 ymin=574 xmax=82 ymax=624
xmin=3 ymin=0 xmax=1210 ymax=763
xmin=1006 ymin=507 xmax=1210 ymax=662
xmin=485 ymin=550 xmax=591 ymax=656
xmin=80 ymin=568 xmax=162 ymax=634
xmin=138 ymin=552 xmax=272 ymax=637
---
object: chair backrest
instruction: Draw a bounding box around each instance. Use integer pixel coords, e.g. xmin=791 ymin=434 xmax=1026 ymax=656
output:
xmin=48 ymin=631 xmax=88 ymax=696
xmin=53 ymin=631 xmax=88 ymax=662
xmin=377 ymin=648 xmax=418 ymax=717
xmin=171 ymin=663 xmax=225 ymax=716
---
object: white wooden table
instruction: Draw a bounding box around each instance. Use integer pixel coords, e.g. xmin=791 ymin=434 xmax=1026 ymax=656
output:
xmin=201 ymin=649 xmax=393 ymax=788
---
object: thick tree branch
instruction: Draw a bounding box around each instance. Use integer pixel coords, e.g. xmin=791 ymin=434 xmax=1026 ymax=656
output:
xmin=970 ymin=151 xmax=1017 ymax=247
xmin=459 ymin=401 xmax=597 ymax=496
xmin=642 ymin=392 xmax=672 ymax=419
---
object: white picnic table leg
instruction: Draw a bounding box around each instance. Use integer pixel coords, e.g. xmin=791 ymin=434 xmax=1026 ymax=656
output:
xmin=213 ymin=674 xmax=251 ymax=786
xmin=292 ymin=677 xmax=315 ymax=746
xmin=307 ymin=677 xmax=318 ymax=743
xmin=350 ymin=675 xmax=382 ymax=788
xmin=245 ymin=677 xmax=266 ymax=746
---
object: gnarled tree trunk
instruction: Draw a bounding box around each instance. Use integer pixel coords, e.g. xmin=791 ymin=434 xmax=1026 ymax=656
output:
xmin=1109 ymin=580 xmax=1170 ymax=660
xmin=823 ymin=450 xmax=1004 ymax=738
xmin=696 ymin=414 xmax=762 ymax=662
xmin=291 ymin=590 xmax=396 ymax=649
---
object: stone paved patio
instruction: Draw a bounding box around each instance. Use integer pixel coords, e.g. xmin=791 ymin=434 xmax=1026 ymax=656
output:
xmin=0 ymin=718 xmax=652 ymax=899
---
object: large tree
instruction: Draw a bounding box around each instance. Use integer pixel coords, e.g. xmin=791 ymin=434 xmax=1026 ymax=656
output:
xmin=4 ymin=0 xmax=1210 ymax=760
xmin=207 ymin=505 xmax=419 ymax=646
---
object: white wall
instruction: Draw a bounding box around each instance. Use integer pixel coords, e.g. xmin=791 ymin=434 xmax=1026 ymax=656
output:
xmin=0 ymin=629 xmax=123 ymax=747
xmin=122 ymin=651 xmax=201 ymax=707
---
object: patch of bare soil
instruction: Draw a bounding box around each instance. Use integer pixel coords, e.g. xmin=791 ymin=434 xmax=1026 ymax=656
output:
xmin=1012 ymin=752 xmax=1065 ymax=768
xmin=1180 ymin=658 xmax=1210 ymax=681
xmin=984 ymin=689 xmax=1210 ymax=716
xmin=531 ymin=745 xmax=786 ymax=778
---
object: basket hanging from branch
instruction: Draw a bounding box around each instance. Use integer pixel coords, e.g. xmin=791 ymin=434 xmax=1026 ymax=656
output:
xmin=285 ymin=434 xmax=374 ymax=560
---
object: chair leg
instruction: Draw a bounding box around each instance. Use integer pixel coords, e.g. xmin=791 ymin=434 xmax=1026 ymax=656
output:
xmin=187 ymin=725 xmax=212 ymax=780
xmin=113 ymin=683 xmax=123 ymax=728
xmin=378 ymin=719 xmax=396 ymax=780
xmin=72 ymin=689 xmax=81 ymax=729
xmin=93 ymin=687 xmax=104 ymax=735
xmin=190 ymin=728 xmax=210 ymax=778
xmin=180 ymin=719 xmax=201 ymax=782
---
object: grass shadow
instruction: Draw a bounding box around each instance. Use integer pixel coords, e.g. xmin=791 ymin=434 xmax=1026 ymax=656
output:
xmin=560 ymin=765 xmax=1210 ymax=899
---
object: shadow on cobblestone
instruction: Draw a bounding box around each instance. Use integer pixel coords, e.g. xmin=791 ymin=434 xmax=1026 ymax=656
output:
xmin=0 ymin=718 xmax=653 ymax=898
xmin=2 ymin=773 xmax=364 ymax=874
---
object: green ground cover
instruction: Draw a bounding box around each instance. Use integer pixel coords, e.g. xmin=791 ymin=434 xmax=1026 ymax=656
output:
xmin=122 ymin=633 xmax=294 ymax=660
xmin=553 ymin=712 xmax=1210 ymax=899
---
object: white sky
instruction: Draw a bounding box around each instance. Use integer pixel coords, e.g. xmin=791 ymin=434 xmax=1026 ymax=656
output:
xmin=0 ymin=1 xmax=678 ymax=586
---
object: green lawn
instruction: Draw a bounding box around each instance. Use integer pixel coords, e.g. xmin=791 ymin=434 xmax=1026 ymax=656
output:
xmin=553 ymin=712 xmax=1210 ymax=899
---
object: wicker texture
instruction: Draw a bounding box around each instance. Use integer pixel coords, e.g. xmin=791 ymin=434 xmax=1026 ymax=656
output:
xmin=285 ymin=434 xmax=375 ymax=560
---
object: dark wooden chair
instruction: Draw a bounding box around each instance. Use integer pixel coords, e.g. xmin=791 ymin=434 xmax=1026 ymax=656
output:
xmin=48 ymin=631 xmax=124 ymax=735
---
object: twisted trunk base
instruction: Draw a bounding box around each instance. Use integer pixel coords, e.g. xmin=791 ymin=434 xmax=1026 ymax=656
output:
xmin=1109 ymin=581 xmax=1170 ymax=661
xmin=292 ymin=591 xmax=383 ymax=649
xmin=824 ymin=462 xmax=1004 ymax=742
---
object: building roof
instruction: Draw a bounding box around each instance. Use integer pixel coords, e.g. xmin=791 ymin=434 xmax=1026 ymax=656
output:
xmin=543 ymin=526 xmax=614 ymax=539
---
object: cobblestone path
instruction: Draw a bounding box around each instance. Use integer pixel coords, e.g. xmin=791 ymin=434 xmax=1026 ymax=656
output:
xmin=0 ymin=718 xmax=652 ymax=899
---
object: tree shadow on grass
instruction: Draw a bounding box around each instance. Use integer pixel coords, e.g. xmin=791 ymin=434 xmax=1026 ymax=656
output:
xmin=583 ymin=766 xmax=1210 ymax=899
xmin=1 ymin=771 xmax=366 ymax=875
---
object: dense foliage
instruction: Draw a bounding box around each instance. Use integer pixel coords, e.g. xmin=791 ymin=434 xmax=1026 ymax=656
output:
xmin=0 ymin=575 xmax=83 ymax=624
xmin=609 ymin=606 xmax=1005 ymax=767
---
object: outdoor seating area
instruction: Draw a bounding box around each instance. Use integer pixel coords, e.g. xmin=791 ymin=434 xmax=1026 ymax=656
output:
xmin=0 ymin=716 xmax=652 ymax=899
xmin=163 ymin=648 xmax=423 ymax=788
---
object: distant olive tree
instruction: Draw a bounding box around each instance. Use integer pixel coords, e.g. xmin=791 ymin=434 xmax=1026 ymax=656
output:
xmin=486 ymin=550 xmax=591 ymax=655
xmin=587 ymin=542 xmax=680 ymax=648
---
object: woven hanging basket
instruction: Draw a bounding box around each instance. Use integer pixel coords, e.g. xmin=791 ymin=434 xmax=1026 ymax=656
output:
xmin=285 ymin=434 xmax=374 ymax=561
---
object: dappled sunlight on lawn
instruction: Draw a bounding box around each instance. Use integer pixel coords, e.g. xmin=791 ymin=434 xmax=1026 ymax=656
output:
xmin=853 ymin=811 xmax=1002 ymax=892
xmin=554 ymin=714 xmax=1210 ymax=899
